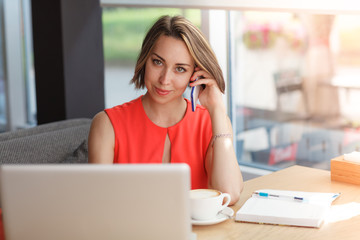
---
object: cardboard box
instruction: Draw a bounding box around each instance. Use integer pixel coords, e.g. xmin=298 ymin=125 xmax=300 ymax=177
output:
xmin=331 ymin=155 xmax=360 ymax=185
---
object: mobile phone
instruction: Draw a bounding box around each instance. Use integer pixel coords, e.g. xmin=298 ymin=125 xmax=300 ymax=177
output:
xmin=190 ymin=84 xmax=201 ymax=112
xmin=190 ymin=77 xmax=205 ymax=112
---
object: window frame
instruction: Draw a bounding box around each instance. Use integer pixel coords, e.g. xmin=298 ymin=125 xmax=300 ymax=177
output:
xmin=2 ymin=0 xmax=27 ymax=131
xmin=100 ymin=0 xmax=360 ymax=14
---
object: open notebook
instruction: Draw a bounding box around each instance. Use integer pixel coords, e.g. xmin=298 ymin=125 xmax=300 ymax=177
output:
xmin=235 ymin=189 xmax=341 ymax=228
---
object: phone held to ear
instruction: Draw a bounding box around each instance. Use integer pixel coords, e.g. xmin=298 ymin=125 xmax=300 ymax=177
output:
xmin=190 ymin=77 xmax=205 ymax=112
xmin=190 ymin=84 xmax=201 ymax=112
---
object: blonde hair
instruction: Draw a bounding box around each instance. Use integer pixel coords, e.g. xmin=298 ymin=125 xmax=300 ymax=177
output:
xmin=131 ymin=15 xmax=225 ymax=93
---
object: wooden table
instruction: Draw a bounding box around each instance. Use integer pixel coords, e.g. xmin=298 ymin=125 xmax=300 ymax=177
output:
xmin=193 ymin=165 xmax=360 ymax=240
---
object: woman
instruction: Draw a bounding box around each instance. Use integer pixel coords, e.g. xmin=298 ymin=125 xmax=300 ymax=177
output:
xmin=88 ymin=15 xmax=243 ymax=204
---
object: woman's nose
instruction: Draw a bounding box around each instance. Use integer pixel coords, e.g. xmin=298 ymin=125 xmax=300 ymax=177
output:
xmin=159 ymin=69 xmax=172 ymax=85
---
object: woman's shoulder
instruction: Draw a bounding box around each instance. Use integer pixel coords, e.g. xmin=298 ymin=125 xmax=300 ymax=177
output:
xmin=89 ymin=111 xmax=114 ymax=143
xmin=91 ymin=111 xmax=112 ymax=129
xmin=104 ymin=96 xmax=145 ymax=127
xmin=105 ymin=96 xmax=142 ymax=114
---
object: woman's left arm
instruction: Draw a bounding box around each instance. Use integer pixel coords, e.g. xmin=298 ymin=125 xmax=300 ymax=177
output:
xmin=190 ymin=70 xmax=244 ymax=205
xmin=206 ymin=105 xmax=243 ymax=205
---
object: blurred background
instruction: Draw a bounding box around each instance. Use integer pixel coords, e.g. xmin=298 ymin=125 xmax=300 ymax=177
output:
xmin=2 ymin=1 xmax=360 ymax=177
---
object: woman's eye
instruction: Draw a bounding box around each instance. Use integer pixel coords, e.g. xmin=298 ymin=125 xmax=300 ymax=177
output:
xmin=176 ymin=67 xmax=186 ymax=73
xmin=153 ymin=59 xmax=162 ymax=66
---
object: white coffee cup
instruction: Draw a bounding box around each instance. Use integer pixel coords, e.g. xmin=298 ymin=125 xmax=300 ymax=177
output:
xmin=190 ymin=189 xmax=231 ymax=221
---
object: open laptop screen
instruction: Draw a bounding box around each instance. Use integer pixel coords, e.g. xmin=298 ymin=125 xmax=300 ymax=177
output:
xmin=0 ymin=164 xmax=191 ymax=240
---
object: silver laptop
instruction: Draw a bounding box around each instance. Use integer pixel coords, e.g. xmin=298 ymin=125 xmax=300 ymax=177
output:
xmin=0 ymin=164 xmax=192 ymax=240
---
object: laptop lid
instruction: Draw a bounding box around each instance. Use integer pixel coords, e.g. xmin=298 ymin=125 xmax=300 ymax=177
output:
xmin=0 ymin=164 xmax=191 ymax=240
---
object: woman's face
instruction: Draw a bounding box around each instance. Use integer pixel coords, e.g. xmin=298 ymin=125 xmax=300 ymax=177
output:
xmin=144 ymin=35 xmax=195 ymax=104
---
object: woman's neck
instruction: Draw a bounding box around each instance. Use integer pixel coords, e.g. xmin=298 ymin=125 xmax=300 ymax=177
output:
xmin=141 ymin=93 xmax=187 ymax=128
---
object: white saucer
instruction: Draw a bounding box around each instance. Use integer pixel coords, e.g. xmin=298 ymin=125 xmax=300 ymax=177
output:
xmin=191 ymin=207 xmax=234 ymax=225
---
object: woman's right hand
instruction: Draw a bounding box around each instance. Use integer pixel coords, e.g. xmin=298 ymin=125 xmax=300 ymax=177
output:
xmin=189 ymin=67 xmax=226 ymax=116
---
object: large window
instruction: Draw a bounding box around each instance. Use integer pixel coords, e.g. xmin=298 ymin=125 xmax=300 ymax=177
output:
xmin=231 ymin=12 xmax=360 ymax=170
xmin=101 ymin=3 xmax=360 ymax=172
xmin=0 ymin=0 xmax=35 ymax=132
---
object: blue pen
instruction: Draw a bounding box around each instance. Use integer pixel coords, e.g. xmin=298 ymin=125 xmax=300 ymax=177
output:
xmin=253 ymin=191 xmax=308 ymax=202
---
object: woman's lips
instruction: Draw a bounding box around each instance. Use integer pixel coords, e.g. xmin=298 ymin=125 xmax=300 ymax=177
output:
xmin=155 ymin=87 xmax=171 ymax=96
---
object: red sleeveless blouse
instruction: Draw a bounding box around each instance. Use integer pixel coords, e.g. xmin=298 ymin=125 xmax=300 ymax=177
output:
xmin=105 ymin=96 xmax=212 ymax=189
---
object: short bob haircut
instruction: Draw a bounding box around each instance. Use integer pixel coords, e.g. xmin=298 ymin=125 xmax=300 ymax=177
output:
xmin=131 ymin=15 xmax=225 ymax=93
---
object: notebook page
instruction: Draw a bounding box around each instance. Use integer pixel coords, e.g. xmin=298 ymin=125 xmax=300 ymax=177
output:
xmin=235 ymin=189 xmax=340 ymax=227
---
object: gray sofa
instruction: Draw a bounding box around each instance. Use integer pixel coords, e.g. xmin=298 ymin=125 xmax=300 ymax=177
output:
xmin=0 ymin=118 xmax=92 ymax=164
